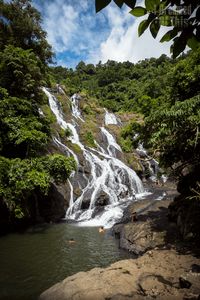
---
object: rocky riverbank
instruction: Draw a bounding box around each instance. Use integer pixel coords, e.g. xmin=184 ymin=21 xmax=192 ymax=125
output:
xmin=112 ymin=184 xmax=179 ymax=255
xmin=39 ymin=248 xmax=200 ymax=300
xmin=39 ymin=182 xmax=200 ymax=300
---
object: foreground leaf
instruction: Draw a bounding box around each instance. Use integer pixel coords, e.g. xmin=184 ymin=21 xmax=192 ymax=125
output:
xmin=138 ymin=19 xmax=150 ymax=36
xmin=124 ymin=0 xmax=136 ymax=9
xmin=114 ymin=0 xmax=124 ymax=8
xmin=130 ymin=6 xmax=147 ymax=17
xmin=95 ymin=0 xmax=111 ymax=12
xmin=160 ymin=28 xmax=178 ymax=42
xmin=145 ymin=0 xmax=160 ymax=11
xmin=171 ymin=36 xmax=187 ymax=58
xmin=150 ymin=19 xmax=160 ymax=38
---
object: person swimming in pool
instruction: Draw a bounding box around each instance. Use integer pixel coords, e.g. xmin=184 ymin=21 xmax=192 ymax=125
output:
xmin=68 ymin=238 xmax=76 ymax=244
xmin=98 ymin=226 xmax=105 ymax=233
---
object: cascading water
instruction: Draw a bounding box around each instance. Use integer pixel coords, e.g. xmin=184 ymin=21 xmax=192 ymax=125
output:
xmin=43 ymin=88 xmax=149 ymax=228
xmin=71 ymin=94 xmax=85 ymax=122
xmin=100 ymin=126 xmax=122 ymax=157
xmin=136 ymin=144 xmax=167 ymax=183
xmin=136 ymin=143 xmax=159 ymax=181
xmin=104 ymin=108 xmax=120 ymax=125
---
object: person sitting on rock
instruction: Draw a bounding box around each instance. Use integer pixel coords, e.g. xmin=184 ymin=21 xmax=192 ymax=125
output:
xmin=98 ymin=226 xmax=105 ymax=233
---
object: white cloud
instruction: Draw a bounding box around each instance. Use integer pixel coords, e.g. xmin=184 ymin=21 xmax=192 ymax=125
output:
xmin=92 ymin=4 xmax=172 ymax=64
xmin=98 ymin=21 xmax=172 ymax=64
xmin=43 ymin=1 xmax=78 ymax=52
xmin=86 ymin=3 xmax=172 ymax=65
xmin=34 ymin=0 xmax=172 ymax=67
xmin=35 ymin=0 xmax=109 ymax=61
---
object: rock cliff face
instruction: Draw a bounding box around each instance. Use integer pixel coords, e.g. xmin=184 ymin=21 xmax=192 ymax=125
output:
xmin=42 ymin=89 xmax=146 ymax=229
xmin=39 ymin=249 xmax=200 ymax=300
xmin=0 ymin=182 xmax=70 ymax=234
xmin=35 ymin=182 xmax=71 ymax=223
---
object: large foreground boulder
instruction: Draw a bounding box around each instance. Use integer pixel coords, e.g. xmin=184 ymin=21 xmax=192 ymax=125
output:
xmin=39 ymin=249 xmax=200 ymax=300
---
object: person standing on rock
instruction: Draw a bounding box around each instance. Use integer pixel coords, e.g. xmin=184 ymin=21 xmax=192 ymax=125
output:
xmin=131 ymin=211 xmax=138 ymax=222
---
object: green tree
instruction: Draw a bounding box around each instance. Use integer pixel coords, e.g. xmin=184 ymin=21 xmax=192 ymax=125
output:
xmin=169 ymin=50 xmax=200 ymax=103
xmin=0 ymin=45 xmax=44 ymax=99
xmin=0 ymin=155 xmax=76 ymax=219
xmin=0 ymin=93 xmax=50 ymax=158
xmin=0 ymin=0 xmax=53 ymax=64
xmin=144 ymin=95 xmax=200 ymax=171
xmin=0 ymin=0 xmax=78 ymax=228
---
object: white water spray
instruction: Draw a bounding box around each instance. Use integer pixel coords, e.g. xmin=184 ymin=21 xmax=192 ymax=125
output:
xmin=104 ymin=109 xmax=120 ymax=125
xmin=43 ymin=88 xmax=149 ymax=228
xmin=71 ymin=94 xmax=85 ymax=122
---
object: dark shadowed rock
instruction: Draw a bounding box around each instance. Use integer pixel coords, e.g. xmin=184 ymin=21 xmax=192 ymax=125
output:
xmin=37 ymin=182 xmax=70 ymax=222
xmin=0 ymin=181 xmax=71 ymax=234
xmin=95 ymin=190 xmax=110 ymax=207
xmin=81 ymin=190 xmax=110 ymax=210
xmin=113 ymin=198 xmax=178 ymax=255
xmin=81 ymin=189 xmax=93 ymax=209
xmin=179 ymin=276 xmax=192 ymax=289
xmin=168 ymin=194 xmax=200 ymax=244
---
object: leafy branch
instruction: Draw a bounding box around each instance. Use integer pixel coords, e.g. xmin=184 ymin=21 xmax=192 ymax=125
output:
xmin=95 ymin=0 xmax=200 ymax=58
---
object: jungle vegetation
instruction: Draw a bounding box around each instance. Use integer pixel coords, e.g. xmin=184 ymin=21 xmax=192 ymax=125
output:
xmin=50 ymin=48 xmax=200 ymax=200
xmin=0 ymin=0 xmax=76 ymax=224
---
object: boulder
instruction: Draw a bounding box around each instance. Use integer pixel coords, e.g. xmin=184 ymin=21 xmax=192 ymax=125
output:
xmin=39 ymin=249 xmax=200 ymax=300
xmin=95 ymin=191 xmax=110 ymax=207
xmin=36 ymin=182 xmax=71 ymax=222
xmin=113 ymin=198 xmax=178 ymax=255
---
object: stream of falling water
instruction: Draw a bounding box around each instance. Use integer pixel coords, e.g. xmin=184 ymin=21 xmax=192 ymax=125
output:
xmin=42 ymin=88 xmax=150 ymax=228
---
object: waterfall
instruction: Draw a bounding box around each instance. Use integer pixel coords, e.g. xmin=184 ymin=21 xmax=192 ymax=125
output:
xmin=104 ymin=108 xmax=120 ymax=125
xmin=100 ymin=127 xmax=122 ymax=157
xmin=43 ymin=87 xmax=149 ymax=228
xmin=71 ymin=94 xmax=85 ymax=122
xmin=136 ymin=144 xmax=159 ymax=182
xmin=53 ymin=137 xmax=79 ymax=165
xmin=136 ymin=144 xmax=168 ymax=183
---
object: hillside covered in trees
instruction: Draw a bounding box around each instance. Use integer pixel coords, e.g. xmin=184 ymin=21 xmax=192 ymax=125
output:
xmin=50 ymin=50 xmax=200 ymax=176
xmin=50 ymin=49 xmax=200 ymax=240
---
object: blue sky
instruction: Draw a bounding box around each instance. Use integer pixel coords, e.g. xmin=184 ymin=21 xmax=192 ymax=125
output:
xmin=33 ymin=0 xmax=171 ymax=68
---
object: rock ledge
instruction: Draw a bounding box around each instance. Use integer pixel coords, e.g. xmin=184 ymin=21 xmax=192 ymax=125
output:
xmin=39 ymin=249 xmax=200 ymax=300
